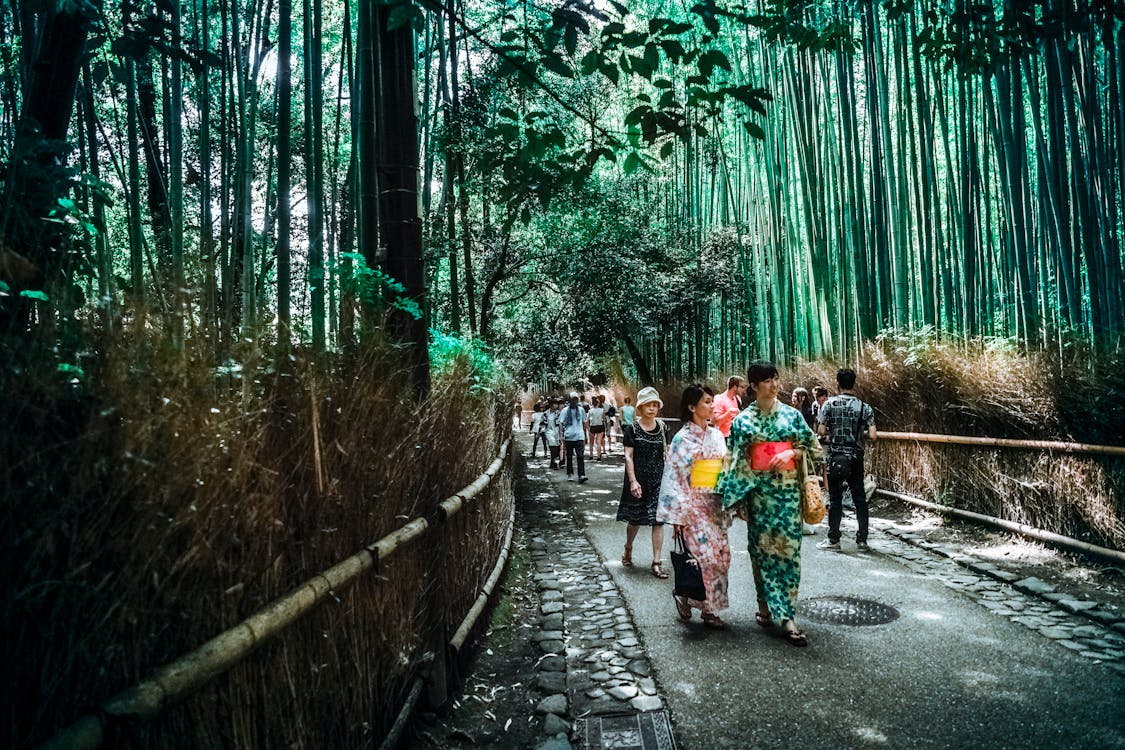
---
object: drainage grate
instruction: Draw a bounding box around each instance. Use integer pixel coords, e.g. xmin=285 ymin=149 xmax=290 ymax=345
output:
xmin=578 ymin=710 xmax=677 ymax=750
xmin=797 ymin=596 xmax=900 ymax=626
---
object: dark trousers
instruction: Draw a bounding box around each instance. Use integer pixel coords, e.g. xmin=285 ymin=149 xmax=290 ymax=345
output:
xmin=532 ymin=431 xmax=548 ymax=456
xmin=564 ymin=440 xmax=586 ymax=477
xmin=827 ymin=454 xmax=868 ymax=543
xmin=549 ymin=445 xmax=560 ymax=467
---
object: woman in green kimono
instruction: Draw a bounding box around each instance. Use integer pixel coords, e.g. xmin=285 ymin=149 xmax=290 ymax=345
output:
xmin=717 ymin=361 xmax=822 ymax=646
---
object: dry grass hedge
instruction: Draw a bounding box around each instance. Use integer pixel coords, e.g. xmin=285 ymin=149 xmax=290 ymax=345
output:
xmin=2 ymin=334 xmax=513 ymax=748
xmin=788 ymin=336 xmax=1125 ymax=549
xmin=607 ymin=335 xmax=1123 ymax=550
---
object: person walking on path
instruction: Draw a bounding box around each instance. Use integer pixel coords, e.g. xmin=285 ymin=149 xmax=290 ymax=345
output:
xmin=619 ymin=386 xmax=670 ymax=578
xmin=604 ymin=399 xmax=618 ymax=449
xmin=620 ymin=396 xmax=635 ymax=428
xmin=658 ymin=384 xmax=731 ymax=629
xmin=791 ymin=387 xmax=815 ymax=430
xmin=545 ymin=399 xmax=563 ymax=469
xmin=816 ymin=368 xmax=877 ymax=552
xmin=560 ymin=392 xmax=589 ymax=483
xmin=530 ymin=403 xmax=549 ymax=458
xmin=588 ymin=396 xmax=607 ymax=460
xmin=717 ymin=361 xmax=822 ymax=646
xmin=712 ymin=376 xmax=747 ymax=438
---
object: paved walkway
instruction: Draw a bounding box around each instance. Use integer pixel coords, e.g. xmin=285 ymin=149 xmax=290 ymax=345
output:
xmin=519 ymin=433 xmax=1124 ymax=749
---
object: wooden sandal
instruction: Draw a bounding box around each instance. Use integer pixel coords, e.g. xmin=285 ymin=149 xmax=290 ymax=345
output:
xmin=622 ymin=545 xmax=633 ymax=567
xmin=674 ymin=595 xmax=692 ymax=621
xmin=782 ymin=626 xmax=809 ymax=647
xmin=755 ymin=612 xmax=774 ymax=629
xmin=702 ymin=613 xmax=727 ymax=630
xmin=650 ymin=561 xmax=669 ymax=579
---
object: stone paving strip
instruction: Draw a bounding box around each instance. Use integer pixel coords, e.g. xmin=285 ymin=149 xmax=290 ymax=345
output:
xmin=521 ymin=468 xmax=668 ymax=750
xmin=862 ymin=517 xmax=1125 ymax=675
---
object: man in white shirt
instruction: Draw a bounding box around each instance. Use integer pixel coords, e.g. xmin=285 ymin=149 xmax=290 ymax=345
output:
xmin=559 ymin=392 xmax=589 ymax=483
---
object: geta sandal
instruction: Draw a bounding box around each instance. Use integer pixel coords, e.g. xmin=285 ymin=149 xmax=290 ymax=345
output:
xmin=702 ymin=613 xmax=727 ymax=630
xmin=782 ymin=627 xmax=809 ymax=647
xmin=650 ymin=561 xmax=669 ymax=579
xmin=755 ymin=612 xmax=774 ymax=629
xmin=674 ymin=595 xmax=692 ymax=621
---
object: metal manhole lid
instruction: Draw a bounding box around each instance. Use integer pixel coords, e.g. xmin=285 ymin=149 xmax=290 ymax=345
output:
xmin=797 ymin=596 xmax=900 ymax=626
xmin=577 ymin=710 xmax=677 ymax=750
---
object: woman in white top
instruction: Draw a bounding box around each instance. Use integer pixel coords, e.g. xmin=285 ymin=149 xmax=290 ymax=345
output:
xmin=587 ymin=395 xmax=607 ymax=460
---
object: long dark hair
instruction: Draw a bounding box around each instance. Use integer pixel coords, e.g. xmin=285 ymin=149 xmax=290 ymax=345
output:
xmin=679 ymin=383 xmax=714 ymax=425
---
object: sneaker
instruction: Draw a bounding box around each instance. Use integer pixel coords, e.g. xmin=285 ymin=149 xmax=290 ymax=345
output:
xmin=801 ymin=522 xmax=818 ymax=536
xmin=856 ymin=542 xmax=870 ymax=552
xmin=816 ymin=539 xmax=841 ymax=551
xmin=578 ymin=476 xmax=588 ymax=484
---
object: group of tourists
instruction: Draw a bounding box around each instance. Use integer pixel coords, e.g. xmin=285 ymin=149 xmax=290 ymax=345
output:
xmin=532 ymin=363 xmax=876 ymax=648
xmin=529 ymin=393 xmax=634 ymax=477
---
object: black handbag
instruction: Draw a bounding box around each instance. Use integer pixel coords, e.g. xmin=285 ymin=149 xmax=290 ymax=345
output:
xmin=670 ymin=528 xmax=706 ymax=601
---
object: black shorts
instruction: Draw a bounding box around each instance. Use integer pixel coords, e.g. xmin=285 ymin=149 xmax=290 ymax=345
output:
xmin=590 ymin=425 xmax=605 ymax=434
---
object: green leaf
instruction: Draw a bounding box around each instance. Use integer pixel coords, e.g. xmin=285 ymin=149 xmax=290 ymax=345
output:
xmin=699 ymin=49 xmax=731 ymax=78
xmin=659 ymin=39 xmax=685 ymax=61
xmin=564 ymin=25 xmax=578 ymax=56
xmin=623 ymin=152 xmax=642 ymax=174
xmin=660 ymin=141 xmax=674 ymax=159
xmin=744 ymin=121 xmax=765 ymax=140
xmin=541 ymin=52 xmax=573 ymax=78
xmin=20 ymin=290 xmax=49 ymax=302
xmin=0 ymin=279 xmax=10 ymax=295
xmin=580 ymin=50 xmax=601 ymax=76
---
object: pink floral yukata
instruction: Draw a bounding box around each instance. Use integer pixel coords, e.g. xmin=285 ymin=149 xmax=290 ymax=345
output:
xmin=657 ymin=422 xmax=731 ymax=614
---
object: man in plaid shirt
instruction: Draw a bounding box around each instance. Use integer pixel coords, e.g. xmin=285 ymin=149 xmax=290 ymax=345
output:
xmin=815 ymin=369 xmax=877 ymax=551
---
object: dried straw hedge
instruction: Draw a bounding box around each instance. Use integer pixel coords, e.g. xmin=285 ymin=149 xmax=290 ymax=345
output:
xmin=2 ymin=338 xmax=513 ymax=748
xmin=788 ymin=336 xmax=1125 ymax=550
xmin=636 ymin=336 xmax=1123 ymax=549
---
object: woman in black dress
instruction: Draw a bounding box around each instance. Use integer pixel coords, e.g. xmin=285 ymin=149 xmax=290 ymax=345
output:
xmin=618 ymin=386 xmax=671 ymax=578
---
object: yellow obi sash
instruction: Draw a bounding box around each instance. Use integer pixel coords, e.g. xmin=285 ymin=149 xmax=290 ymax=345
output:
xmin=690 ymin=458 xmax=723 ymax=489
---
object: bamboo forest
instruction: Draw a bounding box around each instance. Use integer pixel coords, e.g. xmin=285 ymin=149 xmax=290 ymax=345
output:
xmin=3 ymin=0 xmax=1125 ymax=748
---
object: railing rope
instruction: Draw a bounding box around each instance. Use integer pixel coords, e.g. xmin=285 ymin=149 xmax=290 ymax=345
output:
xmin=876 ymin=431 xmax=1125 ymax=457
xmin=40 ymin=436 xmax=514 ymax=750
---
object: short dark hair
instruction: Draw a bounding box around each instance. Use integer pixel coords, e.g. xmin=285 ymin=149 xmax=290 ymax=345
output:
xmin=746 ymin=360 xmax=779 ymax=386
xmin=812 ymin=386 xmax=829 ymax=398
xmin=679 ymin=383 xmax=714 ymax=424
xmin=727 ymin=375 xmax=745 ymax=390
xmin=836 ymin=368 xmax=857 ymax=389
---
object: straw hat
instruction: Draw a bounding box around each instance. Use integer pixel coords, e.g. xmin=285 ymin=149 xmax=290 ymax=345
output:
xmin=635 ymin=387 xmax=663 ymax=410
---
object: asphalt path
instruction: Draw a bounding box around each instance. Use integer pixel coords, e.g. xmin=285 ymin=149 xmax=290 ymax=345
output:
xmin=530 ymin=437 xmax=1124 ymax=750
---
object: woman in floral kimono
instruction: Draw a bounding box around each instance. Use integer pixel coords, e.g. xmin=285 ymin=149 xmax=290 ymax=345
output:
xmin=658 ymin=384 xmax=731 ymax=629
xmin=717 ymin=361 xmax=822 ymax=646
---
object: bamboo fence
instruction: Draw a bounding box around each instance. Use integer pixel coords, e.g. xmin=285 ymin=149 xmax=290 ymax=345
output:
xmin=876 ymin=431 xmax=1125 ymax=457
xmin=40 ymin=437 xmax=514 ymax=750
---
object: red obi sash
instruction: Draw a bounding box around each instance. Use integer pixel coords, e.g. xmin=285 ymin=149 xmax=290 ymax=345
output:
xmin=748 ymin=441 xmax=795 ymax=471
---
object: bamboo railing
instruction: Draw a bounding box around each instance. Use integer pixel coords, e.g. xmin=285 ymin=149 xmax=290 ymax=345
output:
xmin=41 ymin=437 xmax=514 ymax=750
xmin=876 ymin=431 xmax=1125 ymax=457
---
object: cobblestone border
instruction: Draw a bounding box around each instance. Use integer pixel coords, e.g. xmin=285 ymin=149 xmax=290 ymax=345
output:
xmin=865 ymin=518 xmax=1125 ymax=675
xmin=521 ymin=467 xmax=669 ymax=750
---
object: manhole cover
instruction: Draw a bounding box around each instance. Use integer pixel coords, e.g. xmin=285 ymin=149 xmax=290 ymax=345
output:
xmin=797 ymin=596 xmax=900 ymax=626
xmin=578 ymin=710 xmax=676 ymax=750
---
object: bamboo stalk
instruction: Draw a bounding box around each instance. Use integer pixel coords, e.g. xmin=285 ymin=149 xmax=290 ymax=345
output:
xmin=876 ymin=431 xmax=1125 ymax=457
xmin=39 ymin=437 xmax=512 ymax=750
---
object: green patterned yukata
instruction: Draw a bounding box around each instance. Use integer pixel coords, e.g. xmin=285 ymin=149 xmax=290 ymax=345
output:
xmin=716 ymin=402 xmax=821 ymax=622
